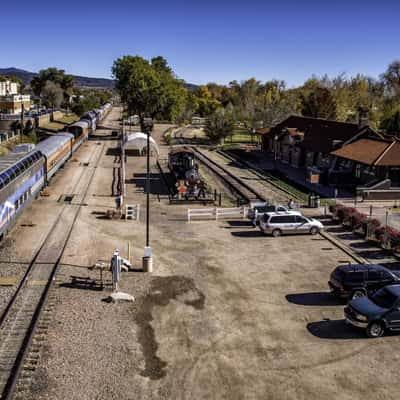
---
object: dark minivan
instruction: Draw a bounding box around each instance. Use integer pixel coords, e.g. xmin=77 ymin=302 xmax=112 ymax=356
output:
xmin=329 ymin=263 xmax=400 ymax=300
xmin=345 ymin=285 xmax=400 ymax=337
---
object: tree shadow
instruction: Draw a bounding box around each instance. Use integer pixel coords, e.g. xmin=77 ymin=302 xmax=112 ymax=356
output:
xmin=286 ymin=292 xmax=344 ymax=306
xmin=131 ymin=173 xmax=171 ymax=196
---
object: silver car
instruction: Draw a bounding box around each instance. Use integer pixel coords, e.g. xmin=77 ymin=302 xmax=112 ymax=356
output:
xmin=248 ymin=203 xmax=289 ymax=223
xmin=259 ymin=211 xmax=324 ymax=237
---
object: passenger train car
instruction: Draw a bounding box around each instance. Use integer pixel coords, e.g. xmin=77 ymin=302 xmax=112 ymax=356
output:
xmin=66 ymin=121 xmax=89 ymax=151
xmin=0 ymin=101 xmax=112 ymax=239
xmin=0 ymin=151 xmax=45 ymax=239
xmin=35 ymin=133 xmax=74 ymax=181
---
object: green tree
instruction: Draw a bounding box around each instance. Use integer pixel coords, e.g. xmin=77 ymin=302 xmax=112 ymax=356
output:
xmin=31 ymin=67 xmax=74 ymax=106
xmin=380 ymin=108 xmax=400 ymax=137
xmin=301 ymin=86 xmax=337 ymax=120
xmin=41 ymin=81 xmax=64 ymax=109
xmin=204 ymin=108 xmax=235 ymax=143
xmin=382 ymin=60 xmax=400 ymax=97
xmin=112 ymin=55 xmax=186 ymax=127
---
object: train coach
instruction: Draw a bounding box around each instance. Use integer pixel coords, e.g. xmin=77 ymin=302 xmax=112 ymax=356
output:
xmin=65 ymin=121 xmax=89 ymax=152
xmin=35 ymin=133 xmax=74 ymax=181
xmin=0 ymin=151 xmax=45 ymax=239
xmin=0 ymin=102 xmax=113 ymax=240
xmin=81 ymin=111 xmax=97 ymax=133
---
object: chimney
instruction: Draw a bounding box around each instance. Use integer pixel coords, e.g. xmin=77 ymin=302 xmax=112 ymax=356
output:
xmin=358 ymin=106 xmax=369 ymax=129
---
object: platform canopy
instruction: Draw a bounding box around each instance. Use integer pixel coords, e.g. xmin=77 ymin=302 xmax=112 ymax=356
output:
xmin=124 ymin=132 xmax=159 ymax=156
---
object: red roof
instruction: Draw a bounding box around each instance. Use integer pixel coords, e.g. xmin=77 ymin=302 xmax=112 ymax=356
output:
xmin=331 ymin=138 xmax=400 ymax=166
xmin=255 ymin=128 xmax=270 ymax=135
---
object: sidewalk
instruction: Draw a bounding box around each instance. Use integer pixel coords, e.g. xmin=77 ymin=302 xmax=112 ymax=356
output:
xmin=241 ymin=150 xmax=353 ymax=199
xmin=321 ymin=219 xmax=400 ymax=269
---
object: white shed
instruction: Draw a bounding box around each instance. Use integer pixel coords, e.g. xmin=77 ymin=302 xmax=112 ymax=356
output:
xmin=124 ymin=132 xmax=159 ymax=156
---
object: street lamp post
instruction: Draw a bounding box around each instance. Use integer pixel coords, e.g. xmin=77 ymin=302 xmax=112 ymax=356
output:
xmin=142 ymin=117 xmax=154 ymax=272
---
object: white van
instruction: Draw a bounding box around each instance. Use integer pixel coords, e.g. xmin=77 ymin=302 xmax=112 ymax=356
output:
xmin=259 ymin=211 xmax=324 ymax=237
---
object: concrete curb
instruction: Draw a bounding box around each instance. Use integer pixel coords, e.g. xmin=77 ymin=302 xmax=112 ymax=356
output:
xmin=319 ymin=230 xmax=367 ymax=264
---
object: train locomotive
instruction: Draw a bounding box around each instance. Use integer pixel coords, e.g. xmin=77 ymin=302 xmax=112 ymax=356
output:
xmin=168 ymin=147 xmax=207 ymax=200
xmin=0 ymin=101 xmax=112 ymax=240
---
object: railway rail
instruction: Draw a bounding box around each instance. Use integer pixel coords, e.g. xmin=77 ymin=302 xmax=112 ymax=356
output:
xmin=190 ymin=147 xmax=265 ymax=204
xmin=0 ymin=142 xmax=104 ymax=399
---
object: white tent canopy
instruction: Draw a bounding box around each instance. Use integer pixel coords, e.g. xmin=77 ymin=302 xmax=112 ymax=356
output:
xmin=124 ymin=132 xmax=159 ymax=156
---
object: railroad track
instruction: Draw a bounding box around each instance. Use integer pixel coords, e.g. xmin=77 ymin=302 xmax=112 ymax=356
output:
xmin=191 ymin=147 xmax=265 ymax=204
xmin=0 ymin=141 xmax=104 ymax=399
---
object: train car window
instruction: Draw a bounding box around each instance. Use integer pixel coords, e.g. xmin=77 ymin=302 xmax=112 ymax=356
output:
xmin=18 ymin=160 xmax=27 ymax=172
xmin=0 ymin=176 xmax=5 ymax=190
xmin=13 ymin=164 xmax=22 ymax=177
xmin=2 ymin=171 xmax=11 ymax=185
xmin=8 ymin=166 xmax=17 ymax=180
xmin=20 ymin=158 xmax=29 ymax=170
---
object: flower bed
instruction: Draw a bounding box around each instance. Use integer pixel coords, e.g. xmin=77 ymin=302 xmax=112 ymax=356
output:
xmin=330 ymin=204 xmax=400 ymax=257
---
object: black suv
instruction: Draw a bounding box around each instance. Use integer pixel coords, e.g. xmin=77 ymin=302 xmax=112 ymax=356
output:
xmin=345 ymin=285 xmax=400 ymax=337
xmin=329 ymin=263 xmax=400 ymax=300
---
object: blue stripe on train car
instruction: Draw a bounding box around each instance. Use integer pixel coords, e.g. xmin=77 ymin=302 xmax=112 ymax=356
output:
xmin=0 ymin=168 xmax=45 ymax=232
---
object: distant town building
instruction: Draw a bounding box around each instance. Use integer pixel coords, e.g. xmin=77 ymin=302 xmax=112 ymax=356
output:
xmin=0 ymin=95 xmax=31 ymax=115
xmin=0 ymin=80 xmax=19 ymax=96
xmin=191 ymin=116 xmax=207 ymax=126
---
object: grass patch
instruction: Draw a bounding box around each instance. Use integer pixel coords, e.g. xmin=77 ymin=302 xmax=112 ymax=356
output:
xmin=39 ymin=121 xmax=66 ymax=132
xmin=55 ymin=113 xmax=79 ymax=125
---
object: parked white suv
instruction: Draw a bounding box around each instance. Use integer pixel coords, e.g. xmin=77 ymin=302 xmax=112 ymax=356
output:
xmin=259 ymin=211 xmax=324 ymax=237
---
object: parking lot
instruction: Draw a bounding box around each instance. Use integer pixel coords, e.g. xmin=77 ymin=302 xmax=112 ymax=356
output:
xmin=15 ymin=120 xmax=400 ymax=400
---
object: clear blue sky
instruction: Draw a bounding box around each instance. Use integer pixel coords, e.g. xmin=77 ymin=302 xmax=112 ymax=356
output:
xmin=2 ymin=0 xmax=399 ymax=86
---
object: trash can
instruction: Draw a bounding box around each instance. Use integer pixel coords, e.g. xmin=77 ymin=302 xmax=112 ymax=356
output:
xmin=308 ymin=194 xmax=315 ymax=208
xmin=314 ymin=195 xmax=320 ymax=208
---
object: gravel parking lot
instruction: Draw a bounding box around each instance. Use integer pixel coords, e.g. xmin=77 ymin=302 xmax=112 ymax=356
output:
xmin=12 ymin=110 xmax=400 ymax=400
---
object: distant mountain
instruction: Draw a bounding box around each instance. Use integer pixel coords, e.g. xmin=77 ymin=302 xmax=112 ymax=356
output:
xmin=0 ymin=67 xmax=114 ymax=89
xmin=0 ymin=67 xmax=198 ymax=91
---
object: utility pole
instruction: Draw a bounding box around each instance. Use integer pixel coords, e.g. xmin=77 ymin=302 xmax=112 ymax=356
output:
xmin=20 ymin=102 xmax=25 ymax=143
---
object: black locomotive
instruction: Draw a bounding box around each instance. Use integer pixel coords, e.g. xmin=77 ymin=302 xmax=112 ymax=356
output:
xmin=168 ymin=147 xmax=205 ymax=199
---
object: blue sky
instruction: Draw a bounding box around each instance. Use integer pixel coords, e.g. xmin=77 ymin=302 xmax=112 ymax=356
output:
xmin=1 ymin=0 xmax=399 ymax=86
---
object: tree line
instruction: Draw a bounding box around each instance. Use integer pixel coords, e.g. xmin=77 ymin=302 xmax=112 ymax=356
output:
xmin=113 ymin=55 xmax=400 ymax=141
xmin=0 ymin=67 xmax=113 ymax=117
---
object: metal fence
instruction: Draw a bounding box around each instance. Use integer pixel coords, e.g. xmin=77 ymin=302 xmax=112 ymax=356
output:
xmin=339 ymin=202 xmax=400 ymax=231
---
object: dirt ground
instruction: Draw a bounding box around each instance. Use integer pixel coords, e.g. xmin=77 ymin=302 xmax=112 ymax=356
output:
xmin=8 ymin=107 xmax=400 ymax=400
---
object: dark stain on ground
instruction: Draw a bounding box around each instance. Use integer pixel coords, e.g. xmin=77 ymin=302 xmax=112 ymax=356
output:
xmin=133 ymin=275 xmax=205 ymax=380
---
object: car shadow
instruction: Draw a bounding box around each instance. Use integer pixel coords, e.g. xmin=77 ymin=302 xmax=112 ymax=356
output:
xmin=231 ymin=230 xmax=264 ymax=238
xmin=226 ymin=220 xmax=253 ymax=227
xmin=307 ymin=319 xmax=367 ymax=339
xmin=286 ymin=292 xmax=345 ymax=306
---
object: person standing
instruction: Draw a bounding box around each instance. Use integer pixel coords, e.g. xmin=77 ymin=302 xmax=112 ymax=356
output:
xmin=252 ymin=208 xmax=258 ymax=227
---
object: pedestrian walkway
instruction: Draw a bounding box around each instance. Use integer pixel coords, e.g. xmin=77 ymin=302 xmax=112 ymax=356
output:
xmin=239 ymin=150 xmax=353 ymax=199
xmin=322 ymin=219 xmax=400 ymax=269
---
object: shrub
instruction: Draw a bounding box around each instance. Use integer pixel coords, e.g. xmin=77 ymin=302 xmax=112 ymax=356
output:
xmin=352 ymin=211 xmax=367 ymax=230
xmin=329 ymin=204 xmax=338 ymax=213
xmin=336 ymin=206 xmax=345 ymax=221
xmin=374 ymin=225 xmax=400 ymax=248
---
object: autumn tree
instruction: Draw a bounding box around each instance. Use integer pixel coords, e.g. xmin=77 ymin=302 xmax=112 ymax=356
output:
xmin=204 ymin=107 xmax=235 ymax=143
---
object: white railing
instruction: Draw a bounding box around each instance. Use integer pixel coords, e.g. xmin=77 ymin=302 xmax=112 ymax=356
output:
xmin=125 ymin=204 xmax=140 ymax=221
xmin=187 ymin=206 xmax=248 ymax=222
